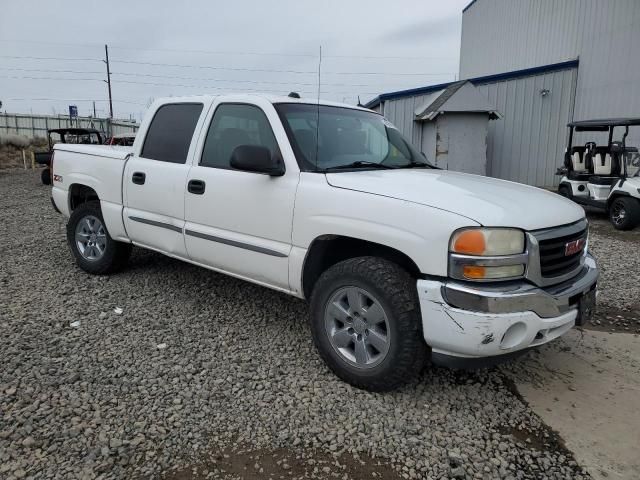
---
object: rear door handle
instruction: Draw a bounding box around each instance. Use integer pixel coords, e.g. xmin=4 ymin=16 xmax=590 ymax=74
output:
xmin=188 ymin=179 xmax=206 ymax=195
xmin=132 ymin=172 xmax=146 ymax=185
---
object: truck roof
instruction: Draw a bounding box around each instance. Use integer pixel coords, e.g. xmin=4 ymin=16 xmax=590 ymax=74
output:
xmin=153 ymin=93 xmax=375 ymax=113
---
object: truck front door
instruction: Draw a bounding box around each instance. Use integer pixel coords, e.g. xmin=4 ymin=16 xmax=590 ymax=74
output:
xmin=123 ymin=102 xmax=205 ymax=257
xmin=183 ymin=100 xmax=298 ymax=291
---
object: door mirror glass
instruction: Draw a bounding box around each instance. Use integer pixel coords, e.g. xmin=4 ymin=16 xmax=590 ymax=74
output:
xmin=230 ymin=145 xmax=285 ymax=176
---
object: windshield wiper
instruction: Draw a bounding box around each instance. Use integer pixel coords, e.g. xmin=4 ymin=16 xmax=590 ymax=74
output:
xmin=322 ymin=161 xmax=395 ymax=171
xmin=396 ymin=160 xmax=435 ymax=169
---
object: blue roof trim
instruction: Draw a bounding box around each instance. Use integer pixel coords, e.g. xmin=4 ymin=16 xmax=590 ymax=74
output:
xmin=462 ymin=0 xmax=479 ymax=13
xmin=363 ymin=59 xmax=579 ymax=109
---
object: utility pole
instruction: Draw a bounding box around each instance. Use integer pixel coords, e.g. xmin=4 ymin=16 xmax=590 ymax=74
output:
xmin=103 ymin=44 xmax=113 ymax=119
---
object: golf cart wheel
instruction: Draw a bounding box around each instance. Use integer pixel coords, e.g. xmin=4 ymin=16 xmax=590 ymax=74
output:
xmin=41 ymin=168 xmax=51 ymax=185
xmin=66 ymin=201 xmax=132 ymax=274
xmin=558 ymin=184 xmax=572 ymax=199
xmin=609 ymin=197 xmax=640 ymax=231
xmin=309 ymin=257 xmax=427 ymax=392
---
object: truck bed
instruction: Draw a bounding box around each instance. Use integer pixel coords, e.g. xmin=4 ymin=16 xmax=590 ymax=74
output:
xmin=51 ymin=144 xmax=132 ymax=241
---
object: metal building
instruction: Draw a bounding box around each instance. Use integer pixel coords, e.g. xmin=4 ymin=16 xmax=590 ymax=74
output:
xmin=365 ymin=0 xmax=639 ymax=187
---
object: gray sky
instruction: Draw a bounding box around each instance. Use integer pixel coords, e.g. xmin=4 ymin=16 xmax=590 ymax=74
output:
xmin=0 ymin=0 xmax=469 ymax=121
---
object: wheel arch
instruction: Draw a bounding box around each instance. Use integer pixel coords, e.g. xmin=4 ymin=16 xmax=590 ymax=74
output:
xmin=68 ymin=183 xmax=100 ymax=212
xmin=301 ymin=234 xmax=422 ymax=299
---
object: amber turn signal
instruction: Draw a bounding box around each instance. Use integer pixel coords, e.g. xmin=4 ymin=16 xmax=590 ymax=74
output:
xmin=452 ymin=230 xmax=486 ymax=255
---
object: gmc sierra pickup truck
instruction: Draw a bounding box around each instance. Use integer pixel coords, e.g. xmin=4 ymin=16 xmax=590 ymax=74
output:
xmin=50 ymin=94 xmax=598 ymax=391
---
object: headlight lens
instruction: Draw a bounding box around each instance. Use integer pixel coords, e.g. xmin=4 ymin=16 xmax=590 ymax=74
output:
xmin=449 ymin=228 xmax=527 ymax=281
xmin=451 ymin=228 xmax=525 ymax=256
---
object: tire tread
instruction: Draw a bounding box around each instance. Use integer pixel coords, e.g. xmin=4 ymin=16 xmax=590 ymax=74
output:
xmin=309 ymin=256 xmax=427 ymax=392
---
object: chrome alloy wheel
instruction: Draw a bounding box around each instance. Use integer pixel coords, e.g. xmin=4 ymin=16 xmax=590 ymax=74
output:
xmin=75 ymin=215 xmax=107 ymax=261
xmin=324 ymin=286 xmax=391 ymax=369
xmin=611 ymin=202 xmax=626 ymax=226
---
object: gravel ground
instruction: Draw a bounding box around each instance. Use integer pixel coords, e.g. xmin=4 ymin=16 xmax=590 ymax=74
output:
xmin=1 ymin=168 xmax=631 ymax=480
xmin=583 ymin=209 xmax=640 ymax=333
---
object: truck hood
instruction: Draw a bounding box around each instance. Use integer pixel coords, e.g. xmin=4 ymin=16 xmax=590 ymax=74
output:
xmin=325 ymin=169 xmax=585 ymax=231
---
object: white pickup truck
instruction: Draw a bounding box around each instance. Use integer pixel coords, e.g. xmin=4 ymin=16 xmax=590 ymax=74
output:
xmin=50 ymin=94 xmax=598 ymax=391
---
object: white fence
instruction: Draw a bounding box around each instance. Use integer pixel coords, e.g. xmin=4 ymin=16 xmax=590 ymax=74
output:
xmin=0 ymin=113 xmax=139 ymax=140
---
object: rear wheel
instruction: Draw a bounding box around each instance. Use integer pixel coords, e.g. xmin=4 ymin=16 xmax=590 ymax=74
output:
xmin=66 ymin=201 xmax=131 ymax=274
xmin=609 ymin=197 xmax=640 ymax=230
xmin=558 ymin=184 xmax=572 ymax=199
xmin=309 ymin=257 xmax=426 ymax=392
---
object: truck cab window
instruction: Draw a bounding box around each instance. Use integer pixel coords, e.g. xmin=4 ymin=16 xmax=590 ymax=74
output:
xmin=141 ymin=103 xmax=203 ymax=163
xmin=200 ymin=104 xmax=278 ymax=169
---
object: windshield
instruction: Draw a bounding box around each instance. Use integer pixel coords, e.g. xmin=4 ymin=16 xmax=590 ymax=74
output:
xmin=624 ymin=150 xmax=640 ymax=177
xmin=275 ymin=103 xmax=433 ymax=172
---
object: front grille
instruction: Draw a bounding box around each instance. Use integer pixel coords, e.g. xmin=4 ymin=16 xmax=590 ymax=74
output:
xmin=538 ymin=228 xmax=587 ymax=278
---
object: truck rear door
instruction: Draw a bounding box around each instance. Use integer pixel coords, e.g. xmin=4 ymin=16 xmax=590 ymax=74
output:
xmin=123 ymin=102 xmax=206 ymax=257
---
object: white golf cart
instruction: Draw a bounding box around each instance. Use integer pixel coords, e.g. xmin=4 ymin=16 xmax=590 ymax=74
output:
xmin=557 ymin=118 xmax=640 ymax=230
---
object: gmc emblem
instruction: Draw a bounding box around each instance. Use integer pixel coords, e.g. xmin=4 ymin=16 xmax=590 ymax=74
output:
xmin=565 ymin=238 xmax=585 ymax=256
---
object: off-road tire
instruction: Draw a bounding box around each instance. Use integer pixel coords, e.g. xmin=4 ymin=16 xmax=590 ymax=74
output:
xmin=609 ymin=197 xmax=640 ymax=231
xmin=309 ymin=257 xmax=427 ymax=392
xmin=66 ymin=201 xmax=131 ymax=274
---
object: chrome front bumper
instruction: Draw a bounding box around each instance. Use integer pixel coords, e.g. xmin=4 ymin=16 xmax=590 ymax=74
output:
xmin=442 ymin=254 xmax=598 ymax=319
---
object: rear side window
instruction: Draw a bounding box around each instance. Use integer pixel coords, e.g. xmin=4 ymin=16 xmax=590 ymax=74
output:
xmin=200 ymin=104 xmax=278 ymax=169
xmin=141 ymin=103 xmax=203 ymax=163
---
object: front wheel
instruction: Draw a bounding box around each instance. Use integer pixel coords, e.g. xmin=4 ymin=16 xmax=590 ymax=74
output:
xmin=609 ymin=197 xmax=640 ymax=230
xmin=558 ymin=184 xmax=572 ymax=199
xmin=66 ymin=201 xmax=132 ymax=274
xmin=309 ymin=257 xmax=427 ymax=392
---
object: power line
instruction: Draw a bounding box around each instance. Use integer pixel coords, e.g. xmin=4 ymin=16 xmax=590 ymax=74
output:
xmin=0 ymin=38 xmax=457 ymax=60
xmin=0 ymin=75 xmax=102 ymax=82
xmin=0 ymin=67 xmax=104 ymax=75
xmin=112 ymin=60 xmax=317 ymax=74
xmin=110 ymin=71 xmax=451 ymax=88
xmin=0 ymin=67 xmax=451 ymax=88
xmin=0 ymin=54 xmax=455 ymax=77
xmin=112 ymin=59 xmax=454 ymax=76
xmin=7 ymin=97 xmax=146 ymax=105
xmin=0 ymin=55 xmax=100 ymax=62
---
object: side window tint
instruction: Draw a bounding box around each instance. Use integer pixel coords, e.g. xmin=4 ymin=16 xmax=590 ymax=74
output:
xmin=201 ymin=104 xmax=278 ymax=169
xmin=141 ymin=103 xmax=203 ymax=163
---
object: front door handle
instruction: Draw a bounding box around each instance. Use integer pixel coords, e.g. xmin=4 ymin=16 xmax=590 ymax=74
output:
xmin=188 ymin=179 xmax=206 ymax=195
xmin=132 ymin=172 xmax=146 ymax=185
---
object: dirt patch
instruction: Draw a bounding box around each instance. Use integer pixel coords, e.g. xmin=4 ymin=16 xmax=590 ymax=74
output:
xmin=499 ymin=377 xmax=573 ymax=455
xmin=585 ymin=304 xmax=640 ymax=334
xmin=162 ymin=445 xmax=401 ymax=480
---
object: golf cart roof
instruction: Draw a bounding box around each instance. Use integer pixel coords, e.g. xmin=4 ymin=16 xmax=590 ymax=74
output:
xmin=48 ymin=128 xmax=102 ymax=135
xmin=568 ymin=118 xmax=640 ymax=131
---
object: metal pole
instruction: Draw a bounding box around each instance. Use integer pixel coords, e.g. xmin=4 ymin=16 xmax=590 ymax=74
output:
xmin=104 ymin=44 xmax=113 ymax=119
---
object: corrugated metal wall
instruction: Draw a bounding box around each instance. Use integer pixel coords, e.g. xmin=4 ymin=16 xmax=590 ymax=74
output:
xmin=475 ymin=67 xmax=577 ymax=187
xmin=0 ymin=113 xmax=138 ymax=139
xmin=379 ymin=65 xmax=577 ymax=187
xmin=460 ymin=0 xmax=640 ymax=121
xmin=382 ymin=93 xmax=434 ymax=148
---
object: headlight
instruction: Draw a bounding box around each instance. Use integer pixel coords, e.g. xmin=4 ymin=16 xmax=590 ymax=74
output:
xmin=451 ymin=228 xmax=525 ymax=256
xmin=449 ymin=228 xmax=527 ymax=281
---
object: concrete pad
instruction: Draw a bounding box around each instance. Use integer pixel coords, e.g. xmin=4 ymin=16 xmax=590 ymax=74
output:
xmin=511 ymin=329 xmax=640 ymax=480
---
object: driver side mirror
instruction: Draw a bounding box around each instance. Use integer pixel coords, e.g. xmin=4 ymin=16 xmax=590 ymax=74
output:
xmin=230 ymin=145 xmax=285 ymax=177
